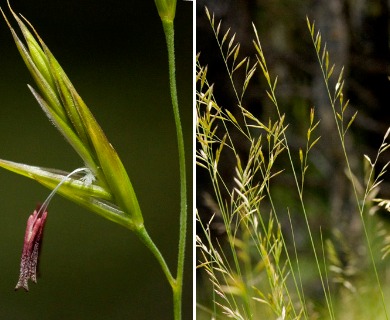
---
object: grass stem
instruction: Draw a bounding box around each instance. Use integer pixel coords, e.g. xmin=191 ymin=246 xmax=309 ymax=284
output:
xmin=136 ymin=226 xmax=175 ymax=288
xmin=162 ymin=19 xmax=187 ymax=320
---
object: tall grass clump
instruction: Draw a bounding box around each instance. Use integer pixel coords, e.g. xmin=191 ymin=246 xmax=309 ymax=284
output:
xmin=196 ymin=7 xmax=390 ymax=319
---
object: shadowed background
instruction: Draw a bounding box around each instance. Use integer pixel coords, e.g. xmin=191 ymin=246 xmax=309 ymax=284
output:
xmin=0 ymin=1 xmax=192 ymax=319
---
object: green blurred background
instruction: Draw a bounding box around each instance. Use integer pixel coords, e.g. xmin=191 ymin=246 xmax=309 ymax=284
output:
xmin=0 ymin=1 xmax=192 ymax=319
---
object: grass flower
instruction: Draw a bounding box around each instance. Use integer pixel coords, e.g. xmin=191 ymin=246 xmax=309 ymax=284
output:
xmin=1 ymin=0 xmax=188 ymax=318
xmin=0 ymin=4 xmax=142 ymax=230
xmin=15 ymin=205 xmax=47 ymax=291
xmin=15 ymin=168 xmax=93 ymax=291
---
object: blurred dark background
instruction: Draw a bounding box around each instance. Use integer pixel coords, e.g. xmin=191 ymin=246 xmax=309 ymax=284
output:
xmin=196 ymin=0 xmax=389 ymax=314
xmin=0 ymin=1 xmax=192 ymax=319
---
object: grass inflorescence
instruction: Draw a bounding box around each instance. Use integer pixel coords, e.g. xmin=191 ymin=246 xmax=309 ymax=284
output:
xmin=196 ymin=8 xmax=390 ymax=320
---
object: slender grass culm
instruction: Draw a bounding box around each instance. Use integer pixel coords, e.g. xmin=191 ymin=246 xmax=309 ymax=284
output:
xmin=0 ymin=1 xmax=190 ymax=319
xmin=196 ymin=7 xmax=390 ymax=320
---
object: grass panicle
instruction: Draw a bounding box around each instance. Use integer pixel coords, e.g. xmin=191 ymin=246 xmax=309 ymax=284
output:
xmin=197 ymin=9 xmax=390 ymax=320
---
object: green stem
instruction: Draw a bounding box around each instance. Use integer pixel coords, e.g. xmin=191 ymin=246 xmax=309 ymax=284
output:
xmin=136 ymin=225 xmax=175 ymax=288
xmin=162 ymin=19 xmax=187 ymax=320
